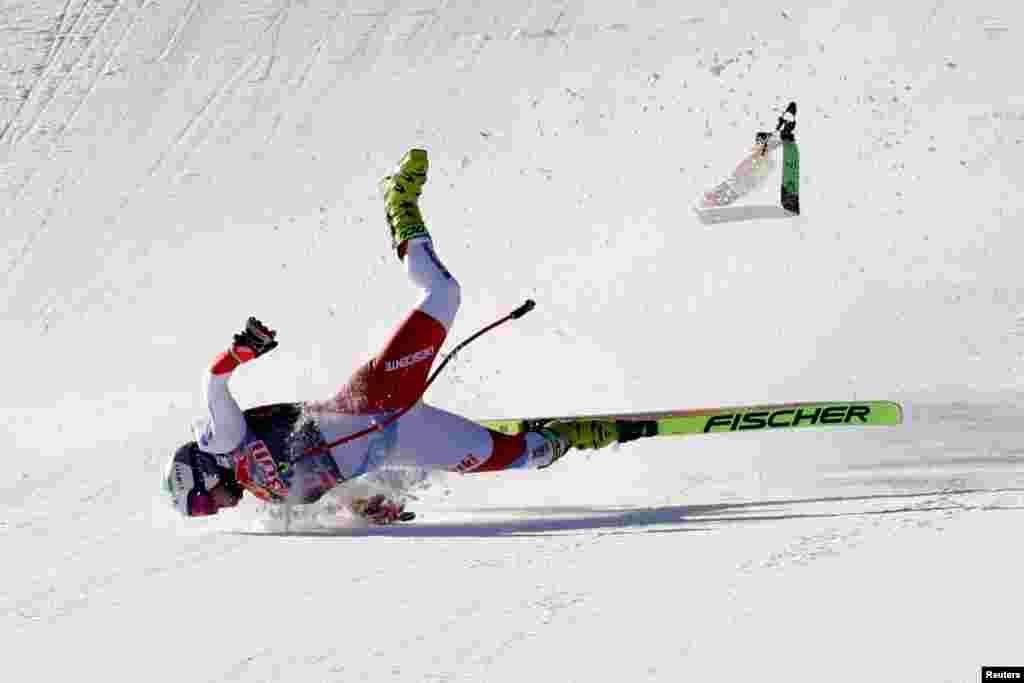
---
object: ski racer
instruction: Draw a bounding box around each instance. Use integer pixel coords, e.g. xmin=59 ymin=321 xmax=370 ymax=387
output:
xmin=163 ymin=149 xmax=617 ymax=521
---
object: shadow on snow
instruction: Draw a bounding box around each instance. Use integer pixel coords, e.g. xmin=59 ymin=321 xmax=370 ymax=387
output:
xmin=693 ymin=204 xmax=796 ymax=225
xmin=226 ymin=487 xmax=1024 ymax=539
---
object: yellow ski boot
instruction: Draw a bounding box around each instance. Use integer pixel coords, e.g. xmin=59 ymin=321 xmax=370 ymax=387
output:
xmin=382 ymin=148 xmax=430 ymax=257
xmin=538 ymin=420 xmax=618 ymax=468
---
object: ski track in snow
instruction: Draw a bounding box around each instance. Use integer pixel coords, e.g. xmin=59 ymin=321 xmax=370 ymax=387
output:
xmin=3 ymin=0 xmax=143 ymax=196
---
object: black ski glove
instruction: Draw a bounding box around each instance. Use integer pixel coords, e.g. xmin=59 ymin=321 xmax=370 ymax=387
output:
xmin=232 ymin=317 xmax=278 ymax=359
xmin=350 ymin=494 xmax=414 ymax=525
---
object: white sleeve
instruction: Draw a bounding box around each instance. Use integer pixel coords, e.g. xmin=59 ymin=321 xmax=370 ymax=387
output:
xmin=192 ymin=372 xmax=247 ymax=454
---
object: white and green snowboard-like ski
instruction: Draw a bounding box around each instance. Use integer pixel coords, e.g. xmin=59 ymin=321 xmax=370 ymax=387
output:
xmin=479 ymin=400 xmax=903 ymax=444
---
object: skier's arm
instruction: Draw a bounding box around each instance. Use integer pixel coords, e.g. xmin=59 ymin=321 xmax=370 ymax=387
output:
xmin=193 ymin=318 xmax=279 ymax=454
xmin=196 ymin=371 xmax=247 ymax=454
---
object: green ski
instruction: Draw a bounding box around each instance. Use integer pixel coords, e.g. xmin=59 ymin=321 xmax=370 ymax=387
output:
xmin=781 ymin=138 xmax=800 ymax=213
xmin=779 ymin=101 xmax=799 ymax=213
xmin=478 ymin=400 xmax=903 ymax=443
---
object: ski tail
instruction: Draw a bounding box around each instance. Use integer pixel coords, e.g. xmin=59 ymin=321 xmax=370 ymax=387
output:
xmin=479 ymin=400 xmax=903 ymax=442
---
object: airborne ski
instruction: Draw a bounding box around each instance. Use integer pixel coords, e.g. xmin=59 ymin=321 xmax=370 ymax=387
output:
xmin=694 ymin=101 xmax=799 ymax=216
xmin=778 ymin=101 xmax=799 ymax=213
xmin=479 ymin=400 xmax=902 ymax=443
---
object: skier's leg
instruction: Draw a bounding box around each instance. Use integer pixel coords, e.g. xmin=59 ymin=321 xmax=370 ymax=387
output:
xmin=330 ymin=149 xmax=459 ymax=414
xmin=384 ymin=148 xmax=459 ymax=328
xmin=391 ymin=404 xmax=561 ymax=472
xmin=403 ymin=236 xmax=460 ymax=332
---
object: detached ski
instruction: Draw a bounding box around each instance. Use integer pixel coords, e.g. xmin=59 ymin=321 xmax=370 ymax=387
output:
xmin=695 ymin=137 xmax=778 ymax=211
xmin=479 ymin=400 xmax=902 ymax=443
xmin=695 ymin=101 xmax=799 ymax=215
xmin=778 ymin=102 xmax=799 ymax=214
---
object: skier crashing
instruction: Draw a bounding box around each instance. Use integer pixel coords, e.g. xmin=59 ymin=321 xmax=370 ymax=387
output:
xmin=162 ymin=149 xmax=618 ymax=523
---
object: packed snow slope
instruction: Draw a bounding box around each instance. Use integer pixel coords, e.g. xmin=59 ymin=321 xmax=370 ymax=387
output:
xmin=3 ymin=1 xmax=1023 ymax=681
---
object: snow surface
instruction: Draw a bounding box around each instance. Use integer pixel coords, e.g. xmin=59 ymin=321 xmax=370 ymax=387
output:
xmin=3 ymin=1 xmax=1024 ymax=681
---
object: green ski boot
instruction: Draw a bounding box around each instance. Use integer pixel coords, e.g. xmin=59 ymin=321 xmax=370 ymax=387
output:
xmin=382 ymin=148 xmax=430 ymax=256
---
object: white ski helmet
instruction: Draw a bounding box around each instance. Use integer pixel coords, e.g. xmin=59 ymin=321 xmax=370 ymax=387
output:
xmin=163 ymin=441 xmax=223 ymax=517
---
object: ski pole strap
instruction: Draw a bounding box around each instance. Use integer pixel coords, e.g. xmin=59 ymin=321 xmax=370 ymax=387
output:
xmin=301 ymin=299 xmax=537 ymax=458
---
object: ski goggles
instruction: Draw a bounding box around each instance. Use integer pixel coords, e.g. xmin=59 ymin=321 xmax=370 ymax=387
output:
xmin=186 ymin=475 xmax=244 ymax=517
xmin=187 ymin=488 xmax=218 ymax=517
